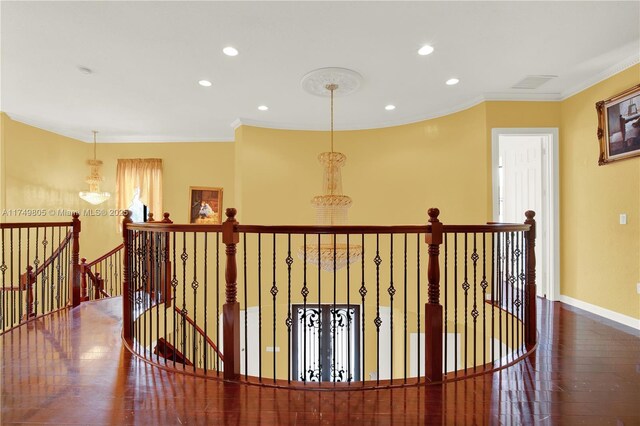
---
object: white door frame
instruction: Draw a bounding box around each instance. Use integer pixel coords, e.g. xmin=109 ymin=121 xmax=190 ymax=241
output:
xmin=491 ymin=128 xmax=560 ymax=302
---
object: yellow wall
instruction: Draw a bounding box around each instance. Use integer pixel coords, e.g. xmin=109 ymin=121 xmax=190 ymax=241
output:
xmin=0 ymin=115 xmax=235 ymax=260
xmin=2 ymin=115 xmax=87 ymax=221
xmin=236 ymin=104 xmax=488 ymax=226
xmin=560 ymin=65 xmax=640 ymax=319
xmin=89 ymin=142 xmax=235 ymax=258
xmin=2 ymin=64 xmax=639 ymax=323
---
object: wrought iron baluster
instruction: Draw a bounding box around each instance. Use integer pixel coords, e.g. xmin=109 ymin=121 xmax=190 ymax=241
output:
xmin=403 ymin=233 xmax=407 ymax=383
xmin=374 ymin=233 xmax=381 ymax=385
xmin=204 ymin=232 xmax=209 ymax=373
xmin=192 ymin=232 xmax=198 ymax=372
xmin=416 ymin=233 xmax=421 ymax=382
xmin=243 ymin=232 xmax=247 ymax=379
xmin=472 ymin=233 xmax=479 ymax=372
xmin=155 ymin=234 xmax=160 ymax=363
xmin=498 ymin=232 xmax=503 ymax=362
xmin=212 ymin=231 xmax=219 ymax=373
xmin=388 ymin=234 xmax=395 ymax=382
xmin=360 ymin=233 xmax=366 ymax=383
xmin=491 ymin=233 xmax=495 ymax=363
xmin=481 ymin=233 xmax=488 ymax=367
xmin=463 ymin=233 xmax=469 ymax=374
xmin=286 ymin=234 xmax=293 ymax=384
xmin=271 ymin=234 xmax=278 ymax=383
xmin=258 ymin=233 xmax=262 ymax=382
xmin=453 ymin=233 xmax=458 ymax=376
xmin=317 ymin=233 xmax=321 ymax=382
xmin=510 ymin=232 xmax=515 ymax=362
xmin=444 ymin=233 xmax=448 ymax=376
xmin=171 ymin=232 xmax=178 ymax=367
xmin=302 ymin=234 xmax=308 ymax=383
xmin=346 ymin=233 xmax=351 ymax=384
xmin=332 ymin=233 xmax=337 ymax=383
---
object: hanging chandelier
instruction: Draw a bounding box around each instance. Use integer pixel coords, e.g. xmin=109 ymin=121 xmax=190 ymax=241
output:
xmin=79 ymin=131 xmax=111 ymax=205
xmin=298 ymin=70 xmax=363 ymax=271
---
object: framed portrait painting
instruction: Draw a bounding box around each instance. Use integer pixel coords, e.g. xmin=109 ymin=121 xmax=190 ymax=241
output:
xmin=596 ymin=84 xmax=640 ymax=165
xmin=189 ymin=187 xmax=223 ymax=224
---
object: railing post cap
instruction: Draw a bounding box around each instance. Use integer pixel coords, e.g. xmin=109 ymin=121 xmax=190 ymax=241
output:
xmin=147 ymin=213 xmax=155 ymax=222
xmin=225 ymin=208 xmax=237 ymax=221
xmin=80 ymin=258 xmax=86 ymax=263
xmin=72 ymin=212 xmax=80 ymax=220
xmin=428 ymin=208 xmax=440 ymax=223
xmin=26 ymin=265 xmax=33 ymax=272
xmin=525 ymin=210 xmax=536 ymax=220
xmin=122 ymin=210 xmax=133 ymax=223
xmin=161 ymin=212 xmax=172 ymax=223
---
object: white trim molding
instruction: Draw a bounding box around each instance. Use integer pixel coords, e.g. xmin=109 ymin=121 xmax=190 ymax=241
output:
xmin=559 ymin=295 xmax=640 ymax=330
xmin=491 ymin=128 xmax=560 ymax=302
xmin=560 ymin=53 xmax=640 ymax=100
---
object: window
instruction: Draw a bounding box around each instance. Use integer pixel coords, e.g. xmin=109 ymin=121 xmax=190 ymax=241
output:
xmin=116 ymin=159 xmax=162 ymax=227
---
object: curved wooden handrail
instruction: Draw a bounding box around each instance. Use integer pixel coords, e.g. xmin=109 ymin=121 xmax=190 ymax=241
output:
xmin=127 ymin=223 xmax=223 ymax=233
xmin=174 ymin=306 xmax=224 ymax=362
xmin=126 ymin=222 xmax=530 ymax=235
xmin=84 ymin=244 xmax=123 ymax=269
xmin=0 ymin=221 xmax=73 ymax=229
xmin=34 ymin=231 xmax=73 ymax=277
xmin=444 ymin=223 xmax=530 ymax=233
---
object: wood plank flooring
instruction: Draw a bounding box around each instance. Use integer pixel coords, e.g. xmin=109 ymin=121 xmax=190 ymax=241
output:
xmin=1 ymin=297 xmax=639 ymax=425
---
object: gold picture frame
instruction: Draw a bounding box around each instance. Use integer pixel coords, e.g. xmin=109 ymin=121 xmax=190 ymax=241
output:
xmin=189 ymin=186 xmax=223 ymax=224
xmin=596 ymin=84 xmax=640 ymax=165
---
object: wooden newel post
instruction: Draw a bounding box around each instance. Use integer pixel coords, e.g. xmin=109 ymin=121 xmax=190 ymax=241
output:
xmin=222 ymin=208 xmax=240 ymax=380
xmin=80 ymin=258 xmax=89 ymax=302
xmin=122 ymin=210 xmax=133 ymax=341
xmin=425 ymin=208 xmax=444 ymax=382
xmin=524 ymin=210 xmax=537 ymax=349
xmin=70 ymin=212 xmax=81 ymax=307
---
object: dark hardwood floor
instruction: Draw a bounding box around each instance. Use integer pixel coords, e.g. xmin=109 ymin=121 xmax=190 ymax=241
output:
xmin=1 ymin=297 xmax=639 ymax=425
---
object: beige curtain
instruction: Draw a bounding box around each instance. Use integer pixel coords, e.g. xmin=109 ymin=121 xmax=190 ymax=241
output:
xmin=116 ymin=159 xmax=163 ymax=225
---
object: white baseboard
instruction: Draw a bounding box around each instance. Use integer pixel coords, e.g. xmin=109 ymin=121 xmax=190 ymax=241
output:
xmin=559 ymin=295 xmax=640 ymax=330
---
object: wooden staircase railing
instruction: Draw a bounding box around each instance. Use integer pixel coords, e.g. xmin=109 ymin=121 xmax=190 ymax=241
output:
xmin=80 ymin=244 xmax=124 ymax=301
xmin=123 ymin=207 xmax=537 ymax=387
xmin=1 ymin=214 xmax=81 ymax=332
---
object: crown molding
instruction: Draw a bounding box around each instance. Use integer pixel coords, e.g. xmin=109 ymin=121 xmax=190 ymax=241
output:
xmin=483 ymin=92 xmax=562 ymax=101
xmin=560 ymin=53 xmax=640 ymax=100
xmin=5 ymin=113 xmax=235 ymax=143
xmin=230 ymin=96 xmax=488 ymax=133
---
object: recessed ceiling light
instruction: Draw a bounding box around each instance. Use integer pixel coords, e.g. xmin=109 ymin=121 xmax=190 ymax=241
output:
xmin=258 ymin=105 xmax=269 ymax=111
xmin=385 ymin=104 xmax=396 ymax=111
xmin=417 ymin=45 xmax=434 ymax=56
xmin=223 ymin=46 xmax=239 ymax=57
xmin=198 ymin=80 xmax=212 ymax=87
xmin=446 ymin=78 xmax=460 ymax=86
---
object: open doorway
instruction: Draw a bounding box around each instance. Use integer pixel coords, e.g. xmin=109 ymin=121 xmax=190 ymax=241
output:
xmin=492 ymin=128 xmax=559 ymax=301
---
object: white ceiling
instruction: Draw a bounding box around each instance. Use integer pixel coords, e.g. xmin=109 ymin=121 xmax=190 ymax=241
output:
xmin=1 ymin=1 xmax=639 ymax=143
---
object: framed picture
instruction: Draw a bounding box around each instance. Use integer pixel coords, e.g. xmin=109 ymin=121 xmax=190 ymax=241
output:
xmin=596 ymin=84 xmax=640 ymax=165
xmin=189 ymin=187 xmax=223 ymax=224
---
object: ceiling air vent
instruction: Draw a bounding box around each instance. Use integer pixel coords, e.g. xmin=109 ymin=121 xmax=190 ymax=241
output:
xmin=511 ymin=75 xmax=557 ymax=89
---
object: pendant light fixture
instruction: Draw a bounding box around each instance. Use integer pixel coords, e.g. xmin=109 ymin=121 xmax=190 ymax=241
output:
xmin=79 ymin=131 xmax=111 ymax=205
xmin=298 ymin=68 xmax=363 ymax=271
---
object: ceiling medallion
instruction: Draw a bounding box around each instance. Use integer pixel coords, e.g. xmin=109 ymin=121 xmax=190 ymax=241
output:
xmin=301 ymin=67 xmax=363 ymax=97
